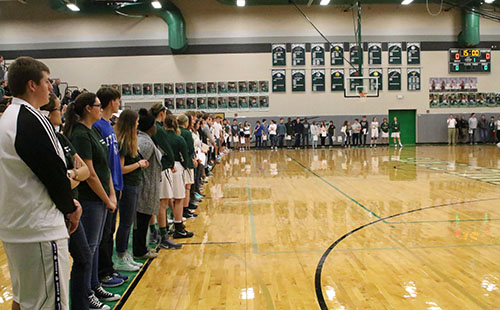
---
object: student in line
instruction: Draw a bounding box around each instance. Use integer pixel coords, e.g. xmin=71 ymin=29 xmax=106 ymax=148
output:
xmin=447 ymin=114 xmax=457 ymax=145
xmin=244 ymin=121 xmax=251 ymax=150
xmin=380 ymin=118 xmax=389 ymax=146
xmin=178 ymin=114 xmax=198 ymax=218
xmin=231 ymin=119 xmax=239 ymax=150
xmin=134 ymin=109 xmax=162 ymax=260
xmin=360 ymin=116 xmax=369 ymax=147
xmin=328 ymin=121 xmax=336 ymax=147
xmin=269 ymin=119 xmax=278 ymax=150
xmin=42 ymin=92 xmax=92 ymax=310
xmin=320 ymin=121 xmax=327 ymax=147
xmin=468 ymin=113 xmax=478 ymax=145
xmin=64 ymin=92 xmax=120 ymax=306
xmin=115 ymin=110 xmax=150 ymax=271
xmin=310 ymin=121 xmax=320 ymax=149
xmin=390 ymin=116 xmax=403 ymax=148
xmin=164 ymin=114 xmax=194 ymax=239
xmin=370 ymin=117 xmax=379 ymax=148
xmin=351 ymin=119 xmax=361 ymax=147
xmin=254 ymin=120 xmax=263 ymax=148
xmin=276 ymin=118 xmax=286 ymax=148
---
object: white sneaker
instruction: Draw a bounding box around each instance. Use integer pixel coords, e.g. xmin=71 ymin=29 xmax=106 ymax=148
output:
xmin=114 ymin=255 xmax=139 ymax=272
xmin=124 ymin=252 xmax=143 ymax=268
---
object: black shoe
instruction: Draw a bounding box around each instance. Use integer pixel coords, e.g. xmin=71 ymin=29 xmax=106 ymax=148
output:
xmin=183 ymin=209 xmax=198 ymax=218
xmin=160 ymin=236 xmax=182 ymax=249
xmin=173 ymin=229 xmax=194 ymax=239
xmin=188 ymin=204 xmax=198 ymax=210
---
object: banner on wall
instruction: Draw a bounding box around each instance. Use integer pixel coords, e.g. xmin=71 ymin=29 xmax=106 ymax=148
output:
xmin=312 ymin=69 xmax=325 ymax=92
xmin=272 ymin=69 xmax=286 ymax=92
xmin=330 ymin=69 xmax=344 ymax=92
xmin=388 ymin=43 xmax=402 ymax=65
xmin=349 ymin=68 xmax=363 ymax=92
xmin=349 ymin=43 xmax=363 ymax=65
xmin=429 ymin=77 xmax=477 ymax=92
xmin=292 ymin=69 xmax=306 ymax=92
xmin=330 ymin=43 xmax=344 ymax=66
xmin=272 ymin=44 xmax=287 ymax=66
xmin=368 ymin=43 xmax=382 ymax=65
xmin=292 ymin=44 xmax=306 ymax=66
xmin=388 ymin=68 xmax=402 ymax=91
xmin=369 ymin=68 xmax=383 ymax=91
xmin=407 ymin=68 xmax=421 ymax=91
xmin=311 ymin=43 xmax=325 ymax=66
xmin=407 ymin=43 xmax=421 ymax=65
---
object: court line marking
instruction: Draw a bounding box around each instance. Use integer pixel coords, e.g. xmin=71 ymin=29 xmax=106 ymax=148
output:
xmin=389 ymin=218 xmax=500 ymax=224
xmin=247 ymin=181 xmax=259 ymax=254
xmin=287 ymin=156 xmax=394 ymax=227
xmin=313 ymin=197 xmax=500 ymax=310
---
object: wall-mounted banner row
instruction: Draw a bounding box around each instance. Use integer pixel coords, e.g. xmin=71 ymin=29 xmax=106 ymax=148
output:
xmin=273 ymin=68 xmax=420 ymax=93
xmin=272 ymin=42 xmax=421 ymax=67
xmin=164 ymin=96 xmax=269 ymax=111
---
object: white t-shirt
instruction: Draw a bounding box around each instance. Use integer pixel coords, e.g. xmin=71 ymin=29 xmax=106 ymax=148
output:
xmin=310 ymin=124 xmax=320 ymax=136
xmin=371 ymin=121 xmax=379 ymax=131
xmin=269 ymin=123 xmax=277 ymax=135
xmin=496 ymin=120 xmax=500 ymax=130
xmin=447 ymin=118 xmax=457 ymax=128
xmin=212 ymin=121 xmax=223 ymax=139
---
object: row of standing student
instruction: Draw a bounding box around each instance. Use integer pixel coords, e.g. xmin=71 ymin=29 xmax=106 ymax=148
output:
xmin=223 ymin=116 xmax=404 ymax=150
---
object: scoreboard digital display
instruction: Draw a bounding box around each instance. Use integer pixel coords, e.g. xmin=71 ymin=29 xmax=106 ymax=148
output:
xmin=449 ymin=48 xmax=491 ymax=73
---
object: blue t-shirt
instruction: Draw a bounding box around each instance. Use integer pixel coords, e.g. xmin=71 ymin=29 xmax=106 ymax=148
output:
xmin=93 ymin=118 xmax=124 ymax=191
xmin=254 ymin=125 xmax=263 ymax=136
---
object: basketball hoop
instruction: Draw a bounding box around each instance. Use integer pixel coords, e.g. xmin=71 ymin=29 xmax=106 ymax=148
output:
xmin=359 ymin=92 xmax=368 ymax=97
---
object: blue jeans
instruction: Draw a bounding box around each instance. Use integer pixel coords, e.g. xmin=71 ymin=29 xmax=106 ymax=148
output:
xmin=80 ymin=200 xmax=107 ymax=291
xmin=255 ymin=135 xmax=262 ymax=148
xmin=69 ymin=223 xmax=91 ymax=310
xmin=480 ymin=128 xmax=488 ymax=143
xmin=116 ymin=185 xmax=139 ymax=254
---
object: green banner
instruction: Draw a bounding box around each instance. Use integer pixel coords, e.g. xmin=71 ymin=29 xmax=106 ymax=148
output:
xmin=388 ymin=43 xmax=402 ymax=65
xmin=292 ymin=69 xmax=306 ymax=92
xmin=349 ymin=69 xmax=363 ymax=92
xmin=292 ymin=43 xmax=306 ymax=66
xmin=272 ymin=44 xmax=286 ymax=66
xmin=311 ymin=43 xmax=325 ymax=66
xmin=330 ymin=43 xmax=344 ymax=66
xmin=388 ymin=68 xmax=402 ymax=91
xmin=369 ymin=68 xmax=383 ymax=91
xmin=331 ymin=69 xmax=344 ymax=92
xmin=407 ymin=42 xmax=421 ymax=65
xmin=407 ymin=68 xmax=421 ymax=91
xmin=312 ymin=69 xmax=325 ymax=92
xmin=368 ymin=43 xmax=382 ymax=65
xmin=272 ymin=69 xmax=286 ymax=92
xmin=349 ymin=43 xmax=363 ymax=65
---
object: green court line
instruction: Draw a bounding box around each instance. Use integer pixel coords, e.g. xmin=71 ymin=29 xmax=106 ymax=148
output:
xmin=247 ymin=180 xmax=260 ymax=254
xmin=389 ymin=218 xmax=500 ymax=224
xmin=256 ymin=242 xmax=500 ymax=255
xmin=288 ymin=156 xmax=394 ymax=228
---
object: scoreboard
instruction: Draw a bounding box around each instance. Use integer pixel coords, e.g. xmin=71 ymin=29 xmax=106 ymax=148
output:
xmin=449 ymin=48 xmax=491 ymax=73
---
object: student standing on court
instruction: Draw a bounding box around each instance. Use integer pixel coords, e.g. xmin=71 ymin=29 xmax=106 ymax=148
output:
xmin=64 ymin=92 xmax=121 ymax=306
xmin=262 ymin=119 xmax=269 ymax=148
xmin=0 ymin=57 xmax=81 ymax=310
xmin=115 ymin=110 xmax=150 ymax=270
xmin=468 ymin=113 xmax=478 ymax=144
xmin=134 ymin=109 xmax=162 ymax=259
xmin=478 ymin=114 xmax=488 ymax=144
xmin=94 ymin=87 xmax=126 ymax=287
xmin=302 ymin=119 xmax=310 ymax=147
xmin=390 ymin=116 xmax=403 ymax=148
xmin=370 ymin=117 xmax=379 ymax=147
xmin=458 ymin=115 xmax=469 ymax=144
xmin=178 ymin=114 xmax=198 ymax=218
xmin=360 ymin=116 xmax=369 ymax=147
xmin=351 ymin=119 xmax=361 ymax=147
xmin=294 ymin=117 xmax=304 ymax=149
xmin=496 ymin=116 xmax=500 ymax=143
xmin=319 ymin=121 xmax=327 ymax=147
xmin=231 ymin=119 xmax=239 ymax=149
xmin=277 ymin=118 xmax=286 ymax=148
xmin=340 ymin=121 xmax=348 ymax=147
xmin=164 ymin=114 xmax=194 ymax=239
xmin=254 ymin=120 xmax=263 ymax=148
xmin=244 ymin=121 xmax=252 ymax=150
xmin=285 ymin=117 xmax=294 ymax=148
xmin=380 ymin=118 xmax=389 ymax=146
xmin=310 ymin=121 xmax=319 ymax=149
xmin=328 ymin=120 xmax=336 ymax=147
xmin=149 ymin=103 xmax=181 ymax=249
xmin=269 ymin=119 xmax=277 ymax=150
xmin=447 ymin=114 xmax=457 ymax=145
xmin=41 ymin=93 xmax=94 ymax=310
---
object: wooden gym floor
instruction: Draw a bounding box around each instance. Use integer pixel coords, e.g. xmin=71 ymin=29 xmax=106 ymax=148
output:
xmin=0 ymin=145 xmax=499 ymax=309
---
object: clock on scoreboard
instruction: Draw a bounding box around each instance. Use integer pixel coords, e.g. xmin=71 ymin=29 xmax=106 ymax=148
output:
xmin=449 ymin=48 xmax=491 ymax=73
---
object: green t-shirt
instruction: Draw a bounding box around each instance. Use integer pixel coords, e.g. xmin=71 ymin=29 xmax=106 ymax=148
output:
xmin=390 ymin=122 xmax=400 ymax=132
xmin=151 ymin=122 xmax=175 ymax=170
xmin=179 ymin=127 xmax=194 ymax=169
xmin=57 ymin=133 xmax=79 ymax=199
xmin=328 ymin=124 xmax=336 ymax=135
xmin=71 ymin=123 xmax=110 ymax=201
xmin=165 ymin=130 xmax=189 ymax=169
xmin=381 ymin=122 xmax=389 ymax=133
xmin=119 ymin=144 xmax=143 ymax=187
xmin=0 ymin=86 xmax=5 ymax=98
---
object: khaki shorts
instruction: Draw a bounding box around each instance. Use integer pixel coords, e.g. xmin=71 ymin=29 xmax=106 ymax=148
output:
xmin=391 ymin=132 xmax=400 ymax=138
xmin=3 ymin=239 xmax=70 ymax=310
xmin=171 ymin=162 xmax=186 ymax=199
xmin=183 ymin=168 xmax=195 ymax=185
xmin=160 ymin=169 xmax=174 ymax=199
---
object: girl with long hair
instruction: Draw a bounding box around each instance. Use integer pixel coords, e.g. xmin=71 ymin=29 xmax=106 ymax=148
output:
xmin=178 ymin=114 xmax=198 ymax=218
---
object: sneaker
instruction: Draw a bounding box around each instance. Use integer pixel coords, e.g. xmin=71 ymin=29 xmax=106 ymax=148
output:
xmin=183 ymin=209 xmax=198 ymax=218
xmin=94 ymin=285 xmax=121 ymax=302
xmin=111 ymin=272 xmax=129 ymax=283
xmin=134 ymin=250 xmax=159 ymax=259
xmin=114 ymin=256 xmax=139 ymax=272
xmin=100 ymin=275 xmax=124 ymax=288
xmin=173 ymin=228 xmax=194 ymax=239
xmin=160 ymin=236 xmax=183 ymax=249
xmin=188 ymin=204 xmax=198 ymax=210
xmin=195 ymin=192 xmax=205 ymax=198
xmin=124 ymin=252 xmax=143 ymax=268
xmin=149 ymin=228 xmax=159 ymax=244
xmin=89 ymin=294 xmax=111 ymax=310
xmin=167 ymin=218 xmax=174 ymax=224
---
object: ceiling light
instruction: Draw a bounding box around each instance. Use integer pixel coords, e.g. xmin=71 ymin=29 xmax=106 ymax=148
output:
xmin=151 ymin=1 xmax=162 ymax=9
xmin=237 ymin=0 xmax=245 ymax=7
xmin=320 ymin=0 xmax=331 ymax=5
xmin=401 ymin=0 xmax=414 ymax=4
xmin=66 ymin=3 xmax=80 ymax=12
xmin=485 ymin=0 xmax=495 ymax=4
